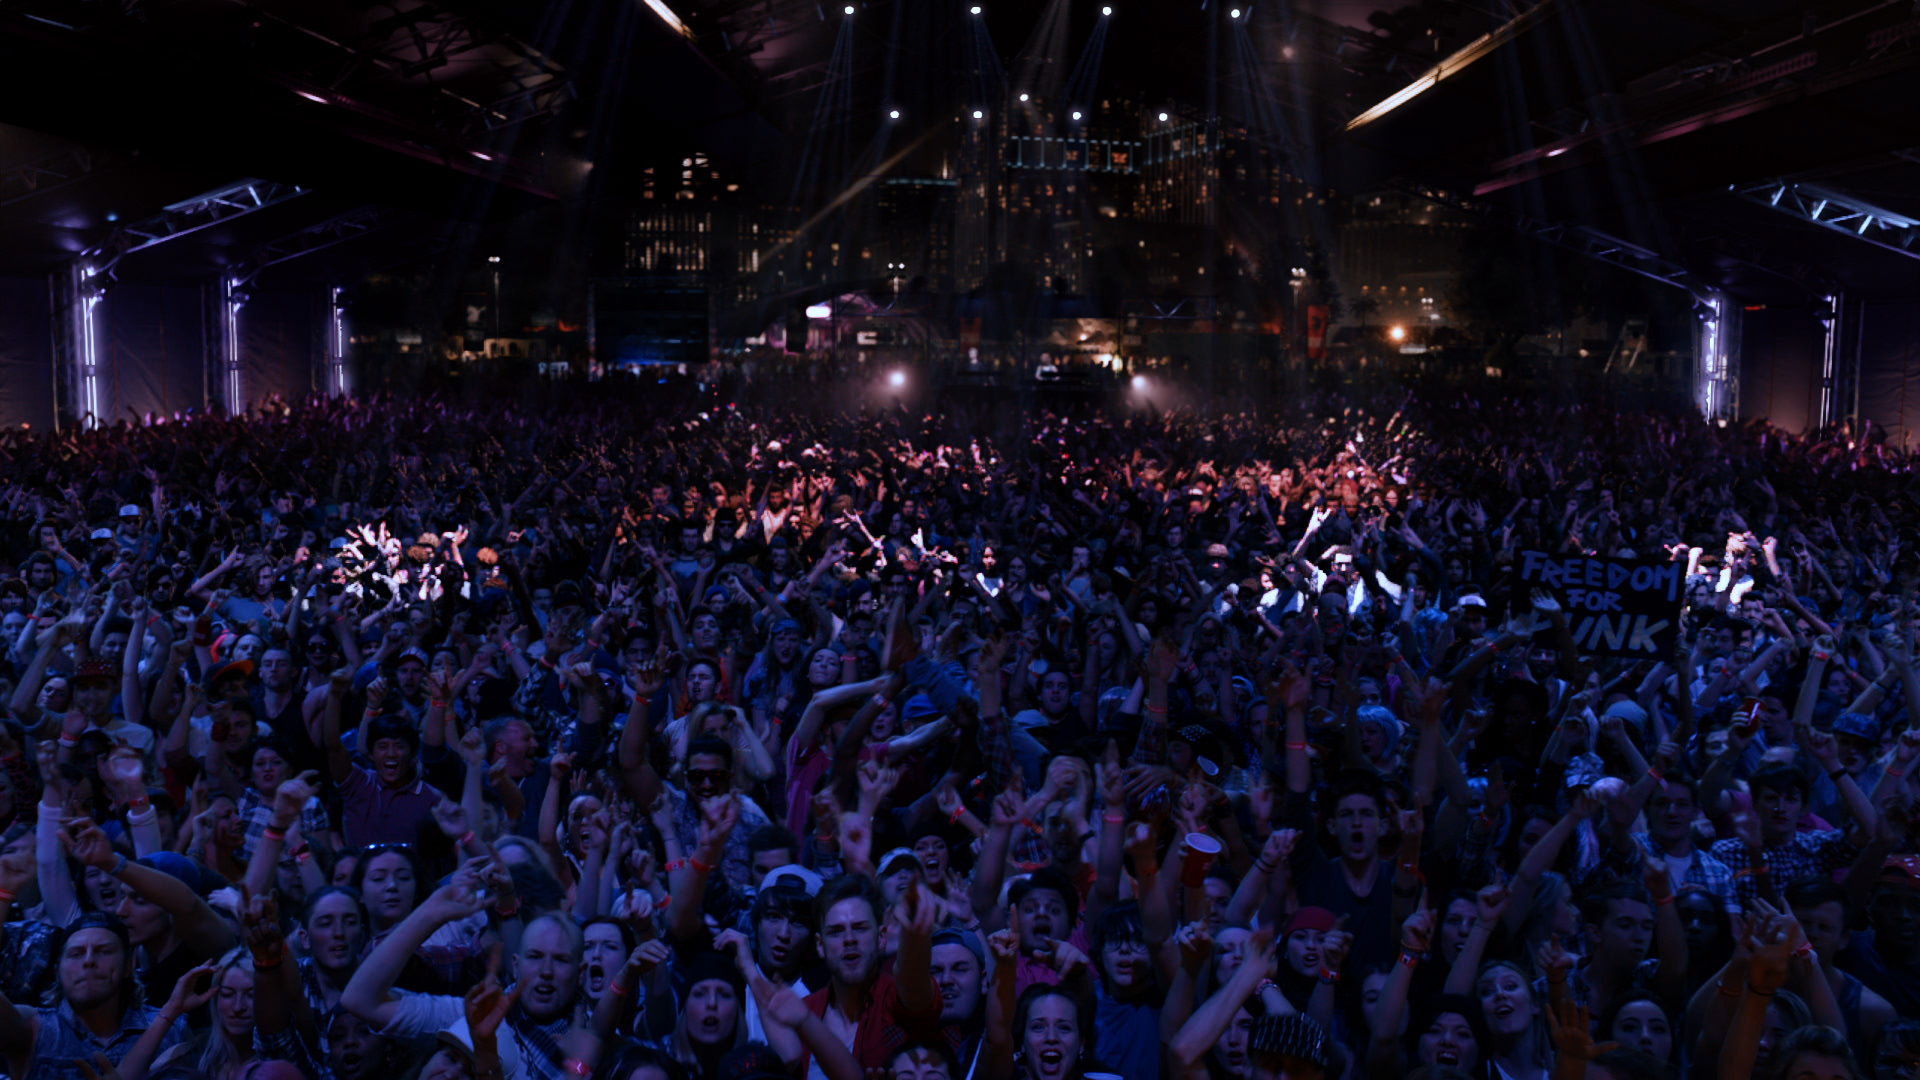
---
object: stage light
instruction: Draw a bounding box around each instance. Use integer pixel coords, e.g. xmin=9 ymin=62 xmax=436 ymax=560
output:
xmin=1282 ymin=44 xmax=1295 ymax=58
xmin=806 ymin=304 xmax=832 ymax=319
xmin=487 ymin=255 xmax=501 ymax=264
xmin=1102 ymin=5 xmax=1112 ymax=13
xmin=973 ymin=110 xmax=984 ymax=119
xmin=1158 ymin=112 xmax=1169 ymax=122
xmin=1388 ymin=325 xmax=1406 ymax=342
xmin=844 ymin=5 xmax=854 ymax=13
xmin=1131 ymin=375 xmax=1148 ymax=392
xmin=471 ymin=151 xmax=494 ymax=161
xmin=971 ymin=4 xmax=981 ymax=12
xmin=1071 ymin=110 xmax=1083 ymax=120
xmin=1230 ymin=8 xmax=1241 ymax=18
xmin=889 ymin=109 xmax=901 ymax=119
xmin=888 ymin=370 xmax=906 ymax=388
xmin=294 ymin=90 xmax=328 ymax=104
xmin=1546 ymin=146 xmax=1567 ymax=157
xmin=1018 ymin=92 xmax=1030 ymax=102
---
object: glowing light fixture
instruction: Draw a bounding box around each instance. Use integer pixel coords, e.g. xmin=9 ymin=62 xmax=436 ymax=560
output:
xmin=1071 ymin=110 xmax=1083 ymax=120
xmin=806 ymin=304 xmax=833 ymax=320
xmin=889 ymin=109 xmax=901 ymax=119
xmin=640 ymin=0 xmax=691 ymax=36
xmin=1546 ymin=146 xmax=1567 ymax=157
xmin=471 ymin=151 xmax=494 ymax=161
xmin=1131 ymin=375 xmax=1148 ymax=391
xmin=844 ymin=5 xmax=854 ymax=13
xmin=971 ymin=5 xmax=981 ymax=12
xmin=1346 ymin=0 xmax=1554 ymax=131
xmin=1388 ymin=325 xmax=1407 ymax=342
xmin=1018 ymin=92 xmax=1030 ymax=102
xmin=294 ymin=90 xmax=328 ymax=104
xmin=1230 ymin=8 xmax=1242 ymax=18
xmin=1102 ymin=5 xmax=1112 ymax=13
xmin=1158 ymin=111 xmax=1169 ymax=122
xmin=888 ymin=370 xmax=906 ymax=388
xmin=973 ymin=110 xmax=984 ymax=119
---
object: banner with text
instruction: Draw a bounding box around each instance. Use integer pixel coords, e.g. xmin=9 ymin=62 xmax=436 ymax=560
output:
xmin=1514 ymin=550 xmax=1684 ymax=658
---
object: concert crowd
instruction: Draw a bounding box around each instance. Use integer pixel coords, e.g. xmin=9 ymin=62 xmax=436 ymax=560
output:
xmin=0 ymin=383 xmax=1916 ymax=1080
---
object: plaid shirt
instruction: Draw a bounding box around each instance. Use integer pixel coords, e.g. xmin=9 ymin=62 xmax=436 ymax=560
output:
xmin=1710 ymin=829 xmax=1855 ymax=910
xmin=27 ymin=1001 xmax=188 ymax=1080
xmin=1632 ymin=833 xmax=1742 ymax=914
xmin=237 ymin=789 xmax=331 ymax=865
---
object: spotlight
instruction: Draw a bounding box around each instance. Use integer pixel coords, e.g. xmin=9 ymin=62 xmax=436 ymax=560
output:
xmin=1102 ymin=5 xmax=1112 ymax=13
xmin=294 ymin=90 xmax=329 ymax=104
xmin=971 ymin=4 xmax=981 ymax=12
xmin=471 ymin=150 xmax=495 ymax=161
xmin=1071 ymin=110 xmax=1083 ymax=120
xmin=888 ymin=370 xmax=906 ymax=388
xmin=973 ymin=109 xmax=984 ymax=119
xmin=1546 ymin=146 xmax=1567 ymax=157
xmin=1282 ymin=44 xmax=1296 ymax=58
xmin=1131 ymin=375 xmax=1148 ymax=392
xmin=1230 ymin=7 xmax=1241 ymax=17
xmin=844 ymin=4 xmax=853 ymax=12
xmin=1019 ymin=92 xmax=1030 ymax=102
xmin=1158 ymin=111 xmax=1169 ymax=122
xmin=1388 ymin=325 xmax=1406 ymax=342
xmin=889 ymin=109 xmax=901 ymax=119
xmin=487 ymin=255 xmax=502 ymax=264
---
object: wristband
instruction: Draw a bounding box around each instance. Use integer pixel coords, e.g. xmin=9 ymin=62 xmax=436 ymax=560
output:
xmin=459 ymin=831 xmax=477 ymax=849
xmin=1889 ymin=766 xmax=1909 ymax=778
xmin=1255 ymin=978 xmax=1278 ymax=996
xmin=689 ymin=855 xmax=715 ymax=875
xmin=1101 ymin=811 xmax=1125 ymax=824
xmin=952 ymin=807 xmax=972 ymax=825
xmin=1655 ymin=894 xmax=1676 ymax=906
xmin=0 ymin=888 xmax=15 ymax=903
xmin=1645 ymin=767 xmax=1664 ymax=783
xmin=564 ymin=1060 xmax=592 ymax=1078
xmin=262 ymin=827 xmax=288 ymax=843
xmin=58 ymin=734 xmax=78 ymax=748
xmin=253 ymin=947 xmax=285 ymax=971
xmin=291 ymin=845 xmax=313 ymax=863
xmin=1793 ymin=942 xmax=1815 ymax=960
xmin=1255 ymin=859 xmax=1278 ymax=877
xmin=430 ymin=699 xmax=448 ymax=709
xmin=1144 ymin=703 xmax=1168 ymax=715
xmin=1735 ymin=865 xmax=1770 ymax=879
xmin=610 ymin=980 xmax=631 ymax=997
xmin=128 ymin=796 xmax=151 ymax=811
xmin=664 ymin=858 xmax=688 ymax=874
xmin=1398 ymin=951 xmax=1422 ymax=969
xmin=654 ymin=892 xmax=673 ymax=913
xmin=1318 ymin=968 xmax=1340 ymax=984
xmin=1286 ymin=741 xmax=1308 ymax=751
xmin=494 ymin=900 xmax=521 ymax=919
xmin=1746 ymin=983 xmax=1777 ymax=997
xmin=108 ymin=853 xmax=128 ymax=878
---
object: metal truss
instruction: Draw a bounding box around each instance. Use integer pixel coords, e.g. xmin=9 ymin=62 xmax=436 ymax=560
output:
xmin=240 ymin=0 xmax=574 ymax=141
xmin=1730 ymin=179 xmax=1920 ymax=262
xmin=85 ymin=178 xmax=310 ymax=277
xmin=231 ymin=207 xmax=385 ymax=284
xmin=1393 ymin=181 xmax=1710 ymax=297
xmin=0 ymin=146 xmax=98 ymax=207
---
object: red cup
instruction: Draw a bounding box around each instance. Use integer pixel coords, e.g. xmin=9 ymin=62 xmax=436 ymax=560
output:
xmin=1183 ymin=832 xmax=1223 ymax=888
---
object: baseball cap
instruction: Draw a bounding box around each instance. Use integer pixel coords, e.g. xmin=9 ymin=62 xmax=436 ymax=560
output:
xmin=119 ymin=504 xmax=142 ymax=518
xmin=90 ymin=528 xmax=114 ymax=541
xmin=878 ymin=848 xmax=919 ymax=878
xmin=930 ymin=926 xmax=987 ymax=967
xmin=1455 ymin=593 xmax=1487 ymax=608
xmin=759 ymin=864 xmax=822 ymax=897
xmin=1879 ymin=855 xmax=1920 ymax=890
xmin=1832 ymin=712 xmax=1882 ymax=743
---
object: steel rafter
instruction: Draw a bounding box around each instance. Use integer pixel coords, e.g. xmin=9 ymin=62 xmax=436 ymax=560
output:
xmin=0 ymin=146 xmax=97 ymax=207
xmin=85 ymin=178 xmax=310 ymax=277
xmin=1730 ymin=179 xmax=1920 ymax=261
xmin=231 ymin=207 xmax=385 ymax=285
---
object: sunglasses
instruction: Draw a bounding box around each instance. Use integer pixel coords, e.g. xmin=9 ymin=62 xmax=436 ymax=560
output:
xmin=686 ymin=768 xmax=731 ymax=786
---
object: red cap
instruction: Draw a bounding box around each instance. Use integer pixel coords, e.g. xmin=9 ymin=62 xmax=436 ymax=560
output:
xmin=1284 ymin=906 xmax=1338 ymax=937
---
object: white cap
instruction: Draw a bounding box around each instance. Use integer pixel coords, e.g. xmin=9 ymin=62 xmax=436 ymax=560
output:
xmin=760 ymin=863 xmax=823 ymax=897
xmin=1456 ymin=593 xmax=1487 ymax=608
xmin=119 ymin=504 xmax=142 ymax=518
